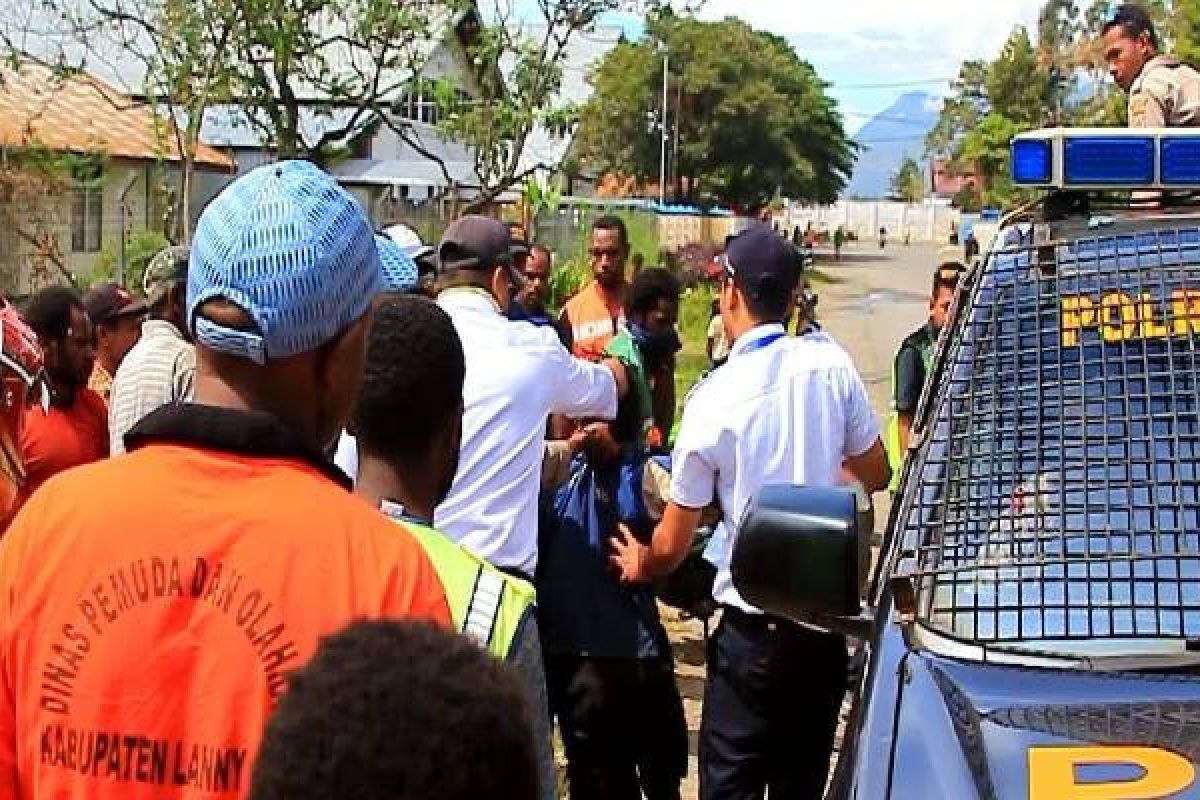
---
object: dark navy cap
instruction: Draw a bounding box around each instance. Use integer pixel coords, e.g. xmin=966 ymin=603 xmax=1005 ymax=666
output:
xmin=722 ymin=224 xmax=801 ymax=303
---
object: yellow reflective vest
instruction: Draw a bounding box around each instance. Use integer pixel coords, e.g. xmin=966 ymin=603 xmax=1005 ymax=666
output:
xmin=384 ymin=505 xmax=536 ymax=661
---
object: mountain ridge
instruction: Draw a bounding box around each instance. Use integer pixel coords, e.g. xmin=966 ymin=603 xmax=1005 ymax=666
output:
xmin=843 ymin=91 xmax=939 ymax=199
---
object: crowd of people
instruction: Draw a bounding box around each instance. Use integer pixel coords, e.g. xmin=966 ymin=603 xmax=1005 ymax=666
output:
xmin=0 ymin=151 xmax=895 ymax=800
xmin=0 ymin=5 xmax=1190 ymax=799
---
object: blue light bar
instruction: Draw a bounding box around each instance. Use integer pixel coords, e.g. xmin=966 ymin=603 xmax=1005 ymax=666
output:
xmin=1063 ymin=136 xmax=1155 ymax=185
xmin=1011 ymin=139 xmax=1052 ymax=185
xmin=1009 ymin=128 xmax=1200 ymax=190
xmin=1161 ymin=136 xmax=1200 ymax=185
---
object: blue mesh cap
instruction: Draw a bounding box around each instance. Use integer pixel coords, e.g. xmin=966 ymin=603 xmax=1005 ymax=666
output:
xmin=188 ymin=160 xmax=382 ymax=364
xmin=375 ymin=234 xmax=419 ymax=293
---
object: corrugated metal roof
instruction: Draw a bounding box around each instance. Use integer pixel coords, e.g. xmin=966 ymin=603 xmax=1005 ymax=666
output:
xmin=199 ymin=105 xmax=363 ymax=150
xmin=0 ymin=64 xmax=234 ymax=169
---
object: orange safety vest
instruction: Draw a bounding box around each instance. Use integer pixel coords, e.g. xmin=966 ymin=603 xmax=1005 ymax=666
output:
xmin=562 ymin=281 xmax=624 ymax=362
xmin=0 ymin=442 xmax=450 ymax=799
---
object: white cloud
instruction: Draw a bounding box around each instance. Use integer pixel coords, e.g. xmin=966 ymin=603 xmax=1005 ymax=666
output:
xmin=694 ymin=0 xmax=1044 ymax=105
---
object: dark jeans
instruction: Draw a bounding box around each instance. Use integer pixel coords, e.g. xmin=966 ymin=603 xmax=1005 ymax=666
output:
xmin=545 ymin=654 xmax=688 ymax=800
xmin=700 ymin=609 xmax=848 ymax=800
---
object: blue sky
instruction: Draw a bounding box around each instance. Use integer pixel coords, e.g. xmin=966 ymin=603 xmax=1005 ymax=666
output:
xmin=601 ymin=0 xmax=1044 ymax=134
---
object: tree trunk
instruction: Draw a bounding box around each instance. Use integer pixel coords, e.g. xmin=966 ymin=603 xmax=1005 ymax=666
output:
xmin=179 ymin=156 xmax=193 ymax=243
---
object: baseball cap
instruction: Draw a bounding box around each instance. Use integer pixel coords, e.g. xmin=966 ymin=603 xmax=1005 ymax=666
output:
xmin=438 ymin=215 xmax=523 ymax=287
xmin=189 ymin=160 xmax=382 ymax=365
xmin=143 ymin=246 xmax=190 ymax=307
xmin=383 ymin=223 xmax=436 ymax=263
xmin=375 ymin=234 xmax=420 ymax=293
xmin=722 ymin=224 xmax=801 ymax=302
xmin=83 ymin=282 xmax=147 ymax=325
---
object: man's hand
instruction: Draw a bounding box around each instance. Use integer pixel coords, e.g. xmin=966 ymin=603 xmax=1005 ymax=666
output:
xmin=610 ymin=503 xmax=705 ymax=583
xmin=581 ymin=422 xmax=621 ymax=464
xmin=609 ymin=523 xmax=651 ymax=584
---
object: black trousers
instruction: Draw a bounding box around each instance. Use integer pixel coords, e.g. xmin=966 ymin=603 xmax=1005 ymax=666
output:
xmin=545 ymin=654 xmax=688 ymax=800
xmin=700 ymin=609 xmax=848 ymax=800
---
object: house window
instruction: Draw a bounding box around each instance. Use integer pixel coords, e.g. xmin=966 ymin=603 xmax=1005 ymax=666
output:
xmin=70 ymin=185 xmax=103 ymax=253
xmin=398 ymin=90 xmax=440 ymax=125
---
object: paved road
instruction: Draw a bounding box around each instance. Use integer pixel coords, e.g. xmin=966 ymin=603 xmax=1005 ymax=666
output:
xmin=667 ymin=242 xmax=945 ymax=800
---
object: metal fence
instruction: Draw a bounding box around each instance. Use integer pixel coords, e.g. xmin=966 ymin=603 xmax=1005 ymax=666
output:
xmin=895 ymin=220 xmax=1200 ymax=647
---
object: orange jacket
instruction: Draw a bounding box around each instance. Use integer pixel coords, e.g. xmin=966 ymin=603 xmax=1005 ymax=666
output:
xmin=560 ymin=281 xmax=624 ymax=362
xmin=0 ymin=418 xmax=449 ymax=799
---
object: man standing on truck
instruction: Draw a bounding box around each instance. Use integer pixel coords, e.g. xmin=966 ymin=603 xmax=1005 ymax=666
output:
xmin=1103 ymin=4 xmax=1200 ymax=128
xmin=885 ymin=262 xmax=963 ymax=492
xmin=609 ymin=225 xmax=890 ymax=800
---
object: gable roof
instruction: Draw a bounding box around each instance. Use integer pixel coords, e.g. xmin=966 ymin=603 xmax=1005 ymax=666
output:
xmin=0 ymin=63 xmax=234 ymax=169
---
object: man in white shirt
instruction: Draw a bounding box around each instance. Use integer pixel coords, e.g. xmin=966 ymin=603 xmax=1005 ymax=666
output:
xmin=611 ymin=225 xmax=890 ymax=800
xmin=108 ymin=246 xmax=195 ymax=455
xmin=434 ymin=216 xmax=628 ymax=579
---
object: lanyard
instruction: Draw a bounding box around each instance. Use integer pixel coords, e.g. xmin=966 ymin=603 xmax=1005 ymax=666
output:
xmin=737 ymin=331 xmax=786 ymax=357
xmin=380 ymin=499 xmax=430 ymax=528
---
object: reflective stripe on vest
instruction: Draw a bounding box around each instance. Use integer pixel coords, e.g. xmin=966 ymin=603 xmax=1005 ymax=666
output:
xmin=391 ymin=518 xmax=537 ymax=662
xmin=464 ymin=569 xmax=506 ymax=648
xmin=564 ymin=282 xmax=623 ymax=360
xmin=885 ymin=334 xmax=933 ymax=492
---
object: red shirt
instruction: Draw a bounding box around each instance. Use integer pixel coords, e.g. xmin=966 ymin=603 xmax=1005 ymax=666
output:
xmin=20 ymin=389 xmax=108 ymax=495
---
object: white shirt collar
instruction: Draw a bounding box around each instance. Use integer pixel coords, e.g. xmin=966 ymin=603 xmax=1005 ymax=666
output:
xmin=729 ymin=323 xmax=787 ymax=359
xmin=438 ymin=287 xmax=502 ymax=315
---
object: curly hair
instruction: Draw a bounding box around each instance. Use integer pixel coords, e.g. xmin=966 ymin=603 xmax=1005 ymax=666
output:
xmin=22 ymin=287 xmax=83 ymax=342
xmin=625 ymin=267 xmax=681 ymax=319
xmin=349 ymin=294 xmax=465 ymax=460
xmin=248 ymin=620 xmax=538 ymax=800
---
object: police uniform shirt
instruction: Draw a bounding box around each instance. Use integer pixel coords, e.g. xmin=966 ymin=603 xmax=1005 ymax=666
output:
xmin=670 ymin=323 xmax=880 ymax=613
xmin=1129 ymin=55 xmax=1200 ymax=127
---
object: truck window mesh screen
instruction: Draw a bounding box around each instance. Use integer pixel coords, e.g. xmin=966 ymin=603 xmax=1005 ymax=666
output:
xmin=900 ymin=225 xmax=1200 ymax=644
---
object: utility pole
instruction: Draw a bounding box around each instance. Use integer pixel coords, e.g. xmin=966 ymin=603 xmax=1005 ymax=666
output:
xmin=672 ymin=77 xmax=682 ymax=201
xmin=659 ymin=49 xmax=668 ymax=206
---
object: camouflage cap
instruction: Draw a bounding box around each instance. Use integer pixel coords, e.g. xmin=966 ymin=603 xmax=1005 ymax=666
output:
xmin=143 ymin=245 xmax=189 ymax=307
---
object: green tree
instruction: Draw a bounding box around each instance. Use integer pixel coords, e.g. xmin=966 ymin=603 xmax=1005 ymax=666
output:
xmin=575 ymin=13 xmax=854 ymax=210
xmin=925 ymin=60 xmax=989 ymax=157
xmin=226 ymin=0 xmax=440 ymax=162
xmin=416 ymin=0 xmax=650 ymax=213
xmin=952 ymin=186 xmax=983 ymax=212
xmin=1173 ymin=0 xmax=1200 ymax=65
xmin=889 ymin=157 xmax=925 ymax=202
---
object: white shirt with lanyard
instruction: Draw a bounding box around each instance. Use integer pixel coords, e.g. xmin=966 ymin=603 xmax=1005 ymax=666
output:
xmin=670 ymin=322 xmax=880 ymax=613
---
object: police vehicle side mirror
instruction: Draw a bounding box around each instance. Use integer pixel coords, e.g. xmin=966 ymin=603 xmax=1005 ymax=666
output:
xmin=731 ymin=485 xmax=861 ymax=621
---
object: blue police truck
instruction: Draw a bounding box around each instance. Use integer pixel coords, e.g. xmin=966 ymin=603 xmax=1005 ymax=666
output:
xmin=735 ymin=128 xmax=1200 ymax=799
